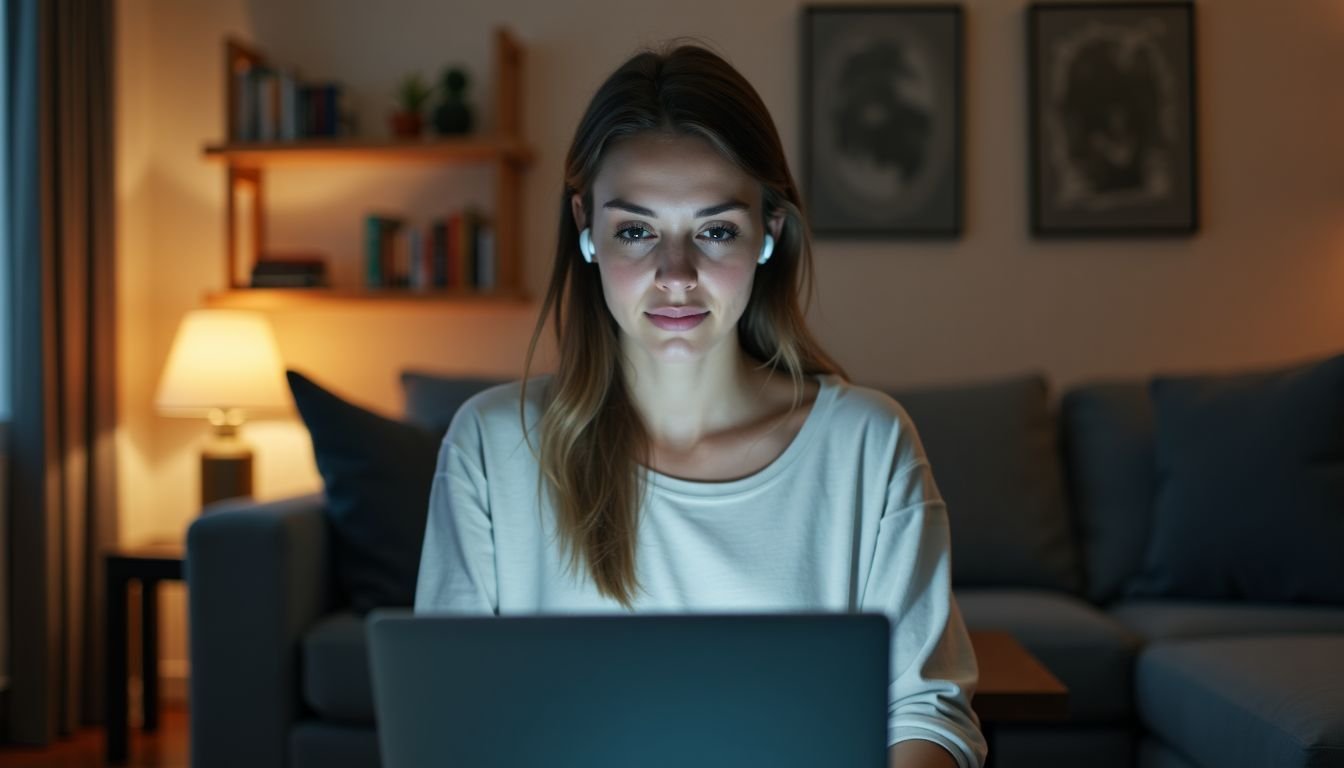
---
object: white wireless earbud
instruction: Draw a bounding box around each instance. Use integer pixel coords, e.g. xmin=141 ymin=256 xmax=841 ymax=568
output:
xmin=757 ymin=233 xmax=775 ymax=265
xmin=578 ymin=228 xmax=596 ymax=263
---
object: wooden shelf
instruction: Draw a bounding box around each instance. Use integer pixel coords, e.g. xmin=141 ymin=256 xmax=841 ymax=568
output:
xmin=204 ymin=287 xmax=532 ymax=310
xmin=206 ymin=27 xmax=530 ymax=304
xmin=202 ymin=136 xmax=534 ymax=167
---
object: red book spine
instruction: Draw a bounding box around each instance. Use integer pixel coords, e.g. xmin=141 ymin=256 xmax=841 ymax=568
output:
xmin=420 ymin=226 xmax=434 ymax=289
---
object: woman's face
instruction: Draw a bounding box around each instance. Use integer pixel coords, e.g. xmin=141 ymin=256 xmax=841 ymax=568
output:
xmin=572 ymin=133 xmax=780 ymax=364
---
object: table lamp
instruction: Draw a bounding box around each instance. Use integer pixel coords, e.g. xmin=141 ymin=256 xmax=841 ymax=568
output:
xmin=154 ymin=309 xmax=289 ymax=508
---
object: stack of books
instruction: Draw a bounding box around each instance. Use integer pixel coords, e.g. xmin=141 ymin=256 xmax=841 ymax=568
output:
xmin=365 ymin=208 xmax=496 ymax=291
xmin=232 ymin=65 xmax=344 ymax=142
xmin=250 ymin=254 xmax=328 ymax=288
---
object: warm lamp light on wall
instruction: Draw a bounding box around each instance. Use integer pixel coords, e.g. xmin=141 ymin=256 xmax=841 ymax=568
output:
xmin=154 ymin=309 xmax=289 ymax=508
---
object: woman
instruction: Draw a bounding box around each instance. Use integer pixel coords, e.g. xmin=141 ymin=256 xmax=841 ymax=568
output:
xmin=415 ymin=41 xmax=986 ymax=768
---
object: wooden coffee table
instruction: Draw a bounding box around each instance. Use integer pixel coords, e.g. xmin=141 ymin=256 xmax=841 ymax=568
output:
xmin=969 ymin=630 xmax=1069 ymax=767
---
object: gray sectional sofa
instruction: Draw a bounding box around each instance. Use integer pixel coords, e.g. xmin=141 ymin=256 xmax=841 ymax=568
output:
xmin=186 ymin=358 xmax=1344 ymax=768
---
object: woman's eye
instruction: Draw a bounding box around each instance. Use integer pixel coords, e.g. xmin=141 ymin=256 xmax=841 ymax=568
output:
xmin=702 ymin=225 xmax=740 ymax=242
xmin=613 ymin=225 xmax=654 ymax=244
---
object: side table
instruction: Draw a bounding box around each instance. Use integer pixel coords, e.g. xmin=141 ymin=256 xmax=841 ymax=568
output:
xmin=969 ymin=630 xmax=1070 ymax=768
xmin=105 ymin=541 xmax=185 ymax=764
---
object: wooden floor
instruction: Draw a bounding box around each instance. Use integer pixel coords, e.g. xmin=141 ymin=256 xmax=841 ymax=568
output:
xmin=0 ymin=704 xmax=189 ymax=768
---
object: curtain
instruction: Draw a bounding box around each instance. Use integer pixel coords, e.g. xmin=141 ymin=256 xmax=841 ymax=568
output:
xmin=5 ymin=0 xmax=117 ymax=744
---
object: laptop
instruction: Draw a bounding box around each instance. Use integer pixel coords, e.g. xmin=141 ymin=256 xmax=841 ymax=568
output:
xmin=366 ymin=610 xmax=890 ymax=768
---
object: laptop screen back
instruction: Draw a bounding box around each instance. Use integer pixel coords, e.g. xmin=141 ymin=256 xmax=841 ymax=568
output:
xmin=367 ymin=611 xmax=890 ymax=768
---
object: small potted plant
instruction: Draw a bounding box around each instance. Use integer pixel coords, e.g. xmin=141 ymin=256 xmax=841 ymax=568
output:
xmin=432 ymin=66 xmax=474 ymax=135
xmin=390 ymin=72 xmax=433 ymax=139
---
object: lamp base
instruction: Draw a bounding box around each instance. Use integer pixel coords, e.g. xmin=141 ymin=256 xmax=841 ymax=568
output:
xmin=201 ymin=440 xmax=253 ymax=509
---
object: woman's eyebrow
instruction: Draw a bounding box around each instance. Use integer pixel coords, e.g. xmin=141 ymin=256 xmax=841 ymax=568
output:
xmin=602 ymin=198 xmax=749 ymax=218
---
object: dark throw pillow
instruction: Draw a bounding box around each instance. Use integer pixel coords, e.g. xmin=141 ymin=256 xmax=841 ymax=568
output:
xmin=1131 ymin=353 xmax=1344 ymax=604
xmin=1061 ymin=382 xmax=1157 ymax=605
xmin=287 ymin=370 xmax=440 ymax=614
xmin=890 ymin=374 xmax=1082 ymax=594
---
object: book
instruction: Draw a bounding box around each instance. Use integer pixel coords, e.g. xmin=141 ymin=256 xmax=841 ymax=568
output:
xmin=229 ymin=54 xmax=348 ymax=143
xmin=278 ymin=70 xmax=299 ymax=141
xmin=382 ymin=218 xmax=405 ymax=287
xmin=365 ymin=216 xmax=382 ymax=287
xmin=407 ymin=226 xmax=422 ymax=290
xmin=317 ymin=83 xmax=341 ymax=137
xmin=445 ymin=211 xmax=462 ymax=289
xmin=233 ymin=67 xmax=256 ymax=141
xmin=475 ymin=221 xmax=496 ymax=291
xmin=250 ymin=252 xmax=327 ymax=288
xmin=251 ymin=271 xmax=325 ymax=288
xmin=253 ymin=67 xmax=278 ymax=141
xmin=429 ymin=220 xmax=448 ymax=288
xmin=458 ymin=208 xmax=478 ymax=288
xmin=299 ymin=84 xmax=317 ymax=138
xmin=365 ymin=214 xmax=405 ymax=288
xmin=391 ymin=224 xmax=415 ymax=288
xmin=408 ymin=225 xmax=436 ymax=291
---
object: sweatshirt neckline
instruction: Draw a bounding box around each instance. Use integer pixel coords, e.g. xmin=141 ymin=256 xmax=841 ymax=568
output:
xmin=644 ymin=373 xmax=840 ymax=499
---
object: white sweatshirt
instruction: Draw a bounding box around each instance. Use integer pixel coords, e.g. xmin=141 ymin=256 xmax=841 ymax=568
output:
xmin=414 ymin=374 xmax=987 ymax=768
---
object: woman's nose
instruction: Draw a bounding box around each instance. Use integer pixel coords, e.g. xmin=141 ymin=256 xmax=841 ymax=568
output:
xmin=654 ymin=237 xmax=698 ymax=292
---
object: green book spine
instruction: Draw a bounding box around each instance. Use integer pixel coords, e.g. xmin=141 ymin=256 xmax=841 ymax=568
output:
xmin=365 ymin=215 xmax=384 ymax=288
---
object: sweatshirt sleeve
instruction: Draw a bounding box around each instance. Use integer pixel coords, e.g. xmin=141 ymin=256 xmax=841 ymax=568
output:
xmin=413 ymin=406 xmax=498 ymax=616
xmin=861 ymin=458 xmax=987 ymax=768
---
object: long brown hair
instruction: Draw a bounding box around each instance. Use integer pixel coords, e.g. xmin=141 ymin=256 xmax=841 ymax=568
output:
xmin=523 ymin=40 xmax=845 ymax=608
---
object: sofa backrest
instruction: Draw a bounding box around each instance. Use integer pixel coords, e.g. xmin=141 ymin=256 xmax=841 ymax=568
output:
xmin=1060 ymin=351 xmax=1344 ymax=607
xmin=400 ymin=372 xmax=510 ymax=437
xmin=887 ymin=375 xmax=1083 ymax=595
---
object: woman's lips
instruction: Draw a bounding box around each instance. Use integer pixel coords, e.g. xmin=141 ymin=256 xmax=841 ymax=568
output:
xmin=645 ymin=310 xmax=709 ymax=331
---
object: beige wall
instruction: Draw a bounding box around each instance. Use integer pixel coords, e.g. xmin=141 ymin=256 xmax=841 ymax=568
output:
xmin=115 ymin=0 xmax=1344 ymax=701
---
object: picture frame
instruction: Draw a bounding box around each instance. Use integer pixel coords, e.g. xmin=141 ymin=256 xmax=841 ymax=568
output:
xmin=801 ymin=5 xmax=964 ymax=237
xmin=1028 ymin=2 xmax=1199 ymax=236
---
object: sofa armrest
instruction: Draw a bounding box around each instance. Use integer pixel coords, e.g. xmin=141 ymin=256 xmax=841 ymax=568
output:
xmin=186 ymin=493 xmax=335 ymax=768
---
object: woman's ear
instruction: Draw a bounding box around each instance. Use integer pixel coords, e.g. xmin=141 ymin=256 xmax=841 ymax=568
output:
xmin=570 ymin=193 xmax=586 ymax=231
xmin=767 ymin=212 xmax=785 ymax=242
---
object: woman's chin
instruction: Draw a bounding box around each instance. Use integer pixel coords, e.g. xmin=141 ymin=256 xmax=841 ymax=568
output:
xmin=649 ymin=338 xmax=706 ymax=362
xmin=620 ymin=321 xmax=735 ymax=366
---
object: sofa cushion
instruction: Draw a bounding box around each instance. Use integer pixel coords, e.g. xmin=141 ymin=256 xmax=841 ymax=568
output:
xmin=892 ymin=376 xmax=1081 ymax=593
xmin=1132 ymin=353 xmax=1344 ymax=604
xmin=290 ymin=720 xmax=381 ymax=768
xmin=301 ymin=611 xmax=374 ymax=724
xmin=1110 ymin=600 xmax=1344 ymax=642
xmin=955 ymin=588 xmax=1141 ymax=722
xmin=1136 ymin=635 xmax=1344 ymax=768
xmin=400 ymin=371 xmax=509 ymax=437
xmin=1060 ymin=382 xmax=1155 ymax=605
xmin=288 ymin=370 xmax=440 ymax=613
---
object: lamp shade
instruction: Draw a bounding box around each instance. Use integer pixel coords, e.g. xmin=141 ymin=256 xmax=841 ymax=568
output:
xmin=155 ymin=309 xmax=290 ymax=418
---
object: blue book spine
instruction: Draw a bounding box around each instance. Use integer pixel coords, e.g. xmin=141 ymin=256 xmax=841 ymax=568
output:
xmin=321 ymin=84 xmax=339 ymax=136
xmin=476 ymin=223 xmax=495 ymax=291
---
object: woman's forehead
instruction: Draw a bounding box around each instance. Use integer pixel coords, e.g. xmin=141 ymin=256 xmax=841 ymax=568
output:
xmin=592 ymin=134 xmax=759 ymax=214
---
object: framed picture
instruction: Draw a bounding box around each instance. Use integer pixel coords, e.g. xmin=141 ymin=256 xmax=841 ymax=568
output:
xmin=802 ymin=5 xmax=964 ymax=237
xmin=1028 ymin=2 xmax=1199 ymax=235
